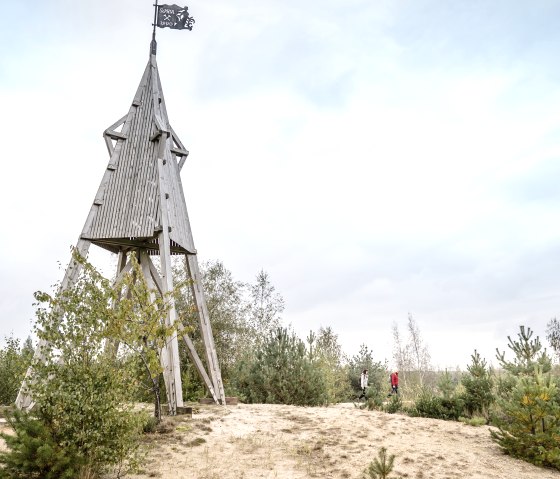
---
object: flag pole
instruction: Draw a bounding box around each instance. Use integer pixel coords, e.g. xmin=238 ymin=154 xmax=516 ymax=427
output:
xmin=151 ymin=0 xmax=159 ymax=55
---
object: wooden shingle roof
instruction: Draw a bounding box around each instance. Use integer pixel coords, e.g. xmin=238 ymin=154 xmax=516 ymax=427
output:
xmin=82 ymin=52 xmax=195 ymax=255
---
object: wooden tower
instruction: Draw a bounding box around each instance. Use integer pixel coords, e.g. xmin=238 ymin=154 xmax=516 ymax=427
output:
xmin=16 ymin=36 xmax=226 ymax=413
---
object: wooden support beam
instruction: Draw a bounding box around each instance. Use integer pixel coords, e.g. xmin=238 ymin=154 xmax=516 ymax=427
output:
xmin=156 ymin=130 xmax=184 ymax=413
xmin=185 ymin=254 xmax=226 ymax=404
xmin=170 ymin=126 xmax=189 ymax=171
xmin=170 ymin=146 xmax=189 ymax=157
xmin=139 ymin=249 xmax=175 ymax=406
xmin=177 ymin=322 xmax=218 ymax=403
xmin=104 ymin=130 xmax=128 ymax=141
xmin=145 ymin=255 xmax=163 ymax=296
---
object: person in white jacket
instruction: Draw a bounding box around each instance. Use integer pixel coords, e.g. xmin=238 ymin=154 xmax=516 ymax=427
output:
xmin=358 ymin=369 xmax=368 ymax=400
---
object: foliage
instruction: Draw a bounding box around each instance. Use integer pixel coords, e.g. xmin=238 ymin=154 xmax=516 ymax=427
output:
xmin=141 ymin=414 xmax=158 ymax=434
xmin=0 ymin=336 xmax=33 ymax=405
xmin=307 ymin=327 xmax=351 ymax=404
xmin=409 ymin=388 xmax=463 ymax=421
xmin=392 ymin=315 xmax=431 ymax=395
xmin=108 ymin=254 xmax=177 ymax=421
xmin=235 ymin=327 xmax=327 ymax=406
xmin=347 ymin=344 xmax=388 ymax=403
xmin=546 ymin=318 xmax=560 ymax=362
xmin=175 ymin=260 xmax=248 ymax=392
xmin=461 ymin=350 xmax=494 ymax=419
xmin=364 ymin=447 xmax=398 ymax=479
xmin=0 ymin=409 xmax=79 ymax=479
xmin=247 ymin=269 xmax=284 ymax=343
xmin=491 ymin=368 xmax=560 ymax=469
xmin=174 ymin=261 xmax=285 ymax=398
xmin=383 ymin=394 xmax=403 ymax=414
xmin=496 ymin=326 xmax=551 ymax=376
xmin=1 ymin=254 xmax=144 ymax=478
xmin=458 ymin=415 xmax=487 ymax=427
xmin=491 ymin=326 xmax=560 ymax=469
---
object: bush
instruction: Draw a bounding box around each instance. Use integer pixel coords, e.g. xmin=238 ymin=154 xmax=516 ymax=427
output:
xmin=491 ymin=326 xmax=560 ymax=470
xmin=347 ymin=345 xmax=388 ymax=401
xmin=0 ymin=256 xmax=145 ymax=478
xmin=491 ymin=369 xmax=560 ymax=469
xmin=383 ymin=394 xmax=403 ymax=414
xmin=458 ymin=416 xmax=486 ymax=427
xmin=31 ymin=359 xmax=143 ymax=477
xmin=364 ymin=447 xmax=402 ymax=479
xmin=410 ymin=389 xmax=463 ymax=421
xmin=461 ymin=350 xmax=494 ymax=419
xmin=141 ymin=414 xmax=158 ymax=434
xmin=0 ymin=336 xmax=33 ymax=406
xmin=0 ymin=409 xmax=79 ymax=479
xmin=234 ymin=327 xmax=328 ymax=406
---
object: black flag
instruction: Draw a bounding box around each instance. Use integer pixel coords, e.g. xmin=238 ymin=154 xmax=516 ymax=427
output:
xmin=156 ymin=4 xmax=195 ymax=30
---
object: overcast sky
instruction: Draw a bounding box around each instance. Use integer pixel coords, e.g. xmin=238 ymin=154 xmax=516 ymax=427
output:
xmin=1 ymin=0 xmax=560 ymax=370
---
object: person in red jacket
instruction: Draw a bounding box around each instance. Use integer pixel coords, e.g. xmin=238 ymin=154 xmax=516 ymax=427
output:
xmin=390 ymin=371 xmax=399 ymax=395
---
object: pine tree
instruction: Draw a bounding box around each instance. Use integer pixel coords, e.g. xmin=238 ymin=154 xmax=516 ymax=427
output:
xmin=496 ymin=326 xmax=551 ymax=376
xmin=491 ymin=368 xmax=560 ymax=468
xmin=0 ymin=409 xmax=78 ymax=479
xmin=365 ymin=447 xmax=396 ymax=479
xmin=461 ymin=350 xmax=494 ymax=419
xmin=492 ymin=326 xmax=560 ymax=469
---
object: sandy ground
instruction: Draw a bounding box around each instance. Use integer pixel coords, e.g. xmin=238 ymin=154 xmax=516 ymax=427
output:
xmin=126 ymin=403 xmax=560 ymax=479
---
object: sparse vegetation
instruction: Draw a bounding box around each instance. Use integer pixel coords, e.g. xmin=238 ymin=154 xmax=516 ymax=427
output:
xmin=3 ymin=249 xmax=560 ymax=476
xmin=364 ymin=447 xmax=402 ymax=479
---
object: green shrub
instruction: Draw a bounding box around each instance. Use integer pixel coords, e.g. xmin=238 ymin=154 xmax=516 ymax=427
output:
xmin=142 ymin=414 xmax=158 ymax=434
xmin=364 ymin=447 xmax=402 ymax=479
xmin=458 ymin=416 xmax=486 ymax=427
xmin=410 ymin=389 xmax=463 ymax=421
xmin=383 ymin=394 xmax=403 ymax=414
xmin=0 ymin=336 xmax=33 ymax=406
xmin=0 ymin=409 xmax=79 ymax=479
xmin=491 ymin=369 xmax=560 ymax=469
xmin=491 ymin=326 xmax=560 ymax=470
xmin=234 ymin=327 xmax=328 ymax=406
xmin=347 ymin=345 xmax=388 ymax=401
xmin=461 ymin=350 xmax=494 ymax=419
xmin=0 ymin=255 xmax=145 ymax=478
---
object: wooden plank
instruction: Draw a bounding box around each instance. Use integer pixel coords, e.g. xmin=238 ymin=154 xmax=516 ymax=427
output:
xmin=139 ymin=249 xmax=175 ymax=406
xmin=104 ymin=135 xmax=114 ymax=156
xmin=106 ymin=114 xmax=128 ymax=133
xmin=170 ymin=147 xmax=188 ymax=157
xmin=169 ymin=126 xmax=189 ymax=171
xmin=84 ymin=237 xmax=186 ymax=255
xmin=161 ymin=405 xmax=192 ymax=417
xmin=104 ymin=130 xmax=128 ymax=140
xmin=151 ymin=58 xmax=168 ymax=134
xmin=146 ymin=255 xmax=163 ymax=296
xmin=177 ymin=323 xmax=218 ymax=402
xmin=156 ymin=130 xmax=184 ymax=411
xmin=185 ymin=254 xmax=226 ymax=404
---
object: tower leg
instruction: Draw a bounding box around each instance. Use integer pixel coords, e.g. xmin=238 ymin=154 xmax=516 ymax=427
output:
xmin=185 ymin=254 xmax=226 ymax=404
xmin=157 ymin=233 xmax=184 ymax=413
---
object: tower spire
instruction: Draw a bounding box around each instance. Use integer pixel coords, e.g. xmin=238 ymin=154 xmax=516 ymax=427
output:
xmin=151 ymin=0 xmax=158 ymax=56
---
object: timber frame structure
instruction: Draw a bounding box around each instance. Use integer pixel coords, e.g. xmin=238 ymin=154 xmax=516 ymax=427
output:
xmin=16 ymin=37 xmax=226 ymax=413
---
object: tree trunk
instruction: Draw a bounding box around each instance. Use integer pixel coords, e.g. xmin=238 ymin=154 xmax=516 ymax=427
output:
xmin=153 ymin=374 xmax=162 ymax=423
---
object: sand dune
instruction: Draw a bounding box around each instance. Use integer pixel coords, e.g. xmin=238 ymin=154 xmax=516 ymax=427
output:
xmin=129 ymin=403 xmax=560 ymax=479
